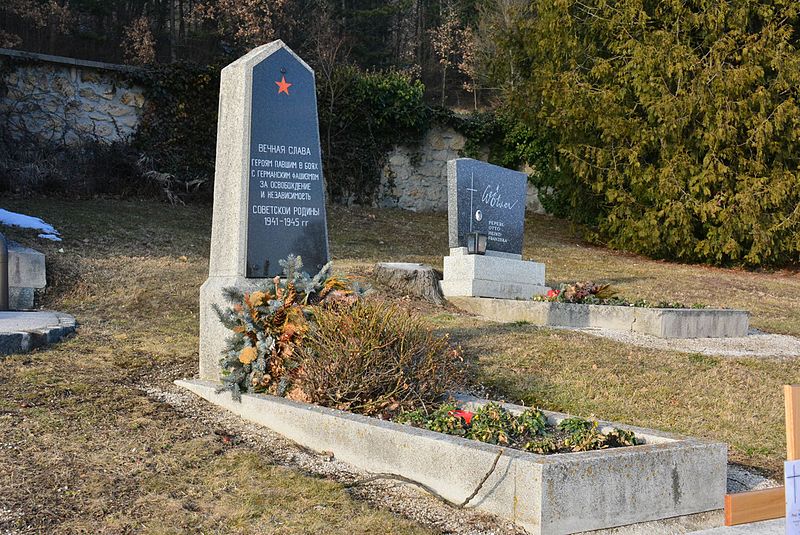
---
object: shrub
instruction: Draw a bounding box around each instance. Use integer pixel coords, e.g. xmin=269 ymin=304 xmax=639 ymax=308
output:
xmin=317 ymin=65 xmax=429 ymax=204
xmin=295 ymin=300 xmax=465 ymax=417
xmin=133 ymin=62 xmax=221 ymax=199
xmin=214 ymin=255 xmax=357 ymax=400
xmin=492 ymin=1 xmax=800 ymax=266
xmin=215 ymin=256 xmax=464 ymax=417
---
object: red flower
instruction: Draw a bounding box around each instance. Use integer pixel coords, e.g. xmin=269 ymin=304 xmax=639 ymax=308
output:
xmin=448 ymin=409 xmax=474 ymax=425
xmin=546 ymin=289 xmax=561 ymax=298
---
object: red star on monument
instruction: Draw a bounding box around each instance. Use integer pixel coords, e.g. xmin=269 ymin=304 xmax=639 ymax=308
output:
xmin=275 ymin=75 xmax=292 ymax=95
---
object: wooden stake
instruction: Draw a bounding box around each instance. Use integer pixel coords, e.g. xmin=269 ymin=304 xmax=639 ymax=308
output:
xmin=786 ymin=385 xmax=800 ymax=461
xmin=724 ymin=384 xmax=800 ymax=526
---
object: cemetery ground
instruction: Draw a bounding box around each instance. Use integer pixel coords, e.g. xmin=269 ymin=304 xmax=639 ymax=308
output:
xmin=2 ymin=198 xmax=800 ymax=532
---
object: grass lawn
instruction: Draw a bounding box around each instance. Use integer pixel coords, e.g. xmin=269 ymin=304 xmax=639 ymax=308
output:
xmin=2 ymin=197 xmax=800 ymax=531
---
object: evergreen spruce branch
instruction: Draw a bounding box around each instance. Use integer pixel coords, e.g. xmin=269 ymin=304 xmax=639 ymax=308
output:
xmin=221 ymin=286 xmax=244 ymax=304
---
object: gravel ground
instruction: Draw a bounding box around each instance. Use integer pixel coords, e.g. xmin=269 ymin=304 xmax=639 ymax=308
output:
xmin=144 ymin=380 xmax=780 ymax=534
xmin=572 ymin=328 xmax=800 ymax=358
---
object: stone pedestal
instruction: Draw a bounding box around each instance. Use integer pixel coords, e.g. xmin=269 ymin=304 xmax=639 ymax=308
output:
xmin=9 ymin=243 xmax=46 ymax=310
xmin=440 ymin=247 xmax=548 ymax=300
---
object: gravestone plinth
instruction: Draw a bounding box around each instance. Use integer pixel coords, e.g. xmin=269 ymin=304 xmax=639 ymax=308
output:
xmin=441 ymin=159 xmax=547 ymax=300
xmin=199 ymin=40 xmax=329 ymax=381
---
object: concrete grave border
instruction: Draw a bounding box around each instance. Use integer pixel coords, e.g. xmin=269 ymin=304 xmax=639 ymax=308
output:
xmin=448 ymin=297 xmax=750 ymax=338
xmin=177 ymin=379 xmax=727 ymax=534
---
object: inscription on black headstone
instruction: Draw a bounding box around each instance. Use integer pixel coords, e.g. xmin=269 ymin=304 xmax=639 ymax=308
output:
xmin=447 ymin=158 xmax=527 ymax=256
xmin=246 ymin=47 xmax=329 ymax=277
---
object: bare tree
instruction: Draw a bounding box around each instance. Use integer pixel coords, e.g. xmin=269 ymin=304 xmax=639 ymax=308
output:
xmin=429 ymin=2 xmax=461 ymax=106
xmin=122 ymin=15 xmax=156 ymax=65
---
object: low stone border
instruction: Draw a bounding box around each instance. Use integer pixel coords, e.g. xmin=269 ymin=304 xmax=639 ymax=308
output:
xmin=0 ymin=311 xmax=76 ymax=355
xmin=177 ymin=379 xmax=727 ymax=534
xmin=447 ymin=297 xmax=749 ymax=338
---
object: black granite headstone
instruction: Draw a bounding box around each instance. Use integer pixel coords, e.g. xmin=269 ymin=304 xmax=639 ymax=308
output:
xmin=246 ymin=47 xmax=329 ymax=277
xmin=447 ymin=158 xmax=527 ymax=256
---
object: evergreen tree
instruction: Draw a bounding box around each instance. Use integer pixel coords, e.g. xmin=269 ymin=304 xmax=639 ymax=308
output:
xmin=491 ymin=0 xmax=800 ymax=266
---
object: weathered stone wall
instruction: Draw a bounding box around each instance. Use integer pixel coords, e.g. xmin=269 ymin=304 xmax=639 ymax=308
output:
xmin=377 ymin=125 xmax=545 ymax=213
xmin=0 ymin=49 xmax=145 ymax=145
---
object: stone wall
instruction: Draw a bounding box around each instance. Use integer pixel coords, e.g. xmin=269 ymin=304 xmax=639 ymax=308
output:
xmin=377 ymin=125 xmax=545 ymax=213
xmin=0 ymin=48 xmax=145 ymax=145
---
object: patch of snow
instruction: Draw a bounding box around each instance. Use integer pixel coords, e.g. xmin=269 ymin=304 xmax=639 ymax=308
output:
xmin=37 ymin=233 xmax=62 ymax=242
xmin=0 ymin=209 xmax=60 ymax=240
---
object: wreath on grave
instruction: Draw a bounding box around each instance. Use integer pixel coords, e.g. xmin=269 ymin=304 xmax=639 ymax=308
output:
xmin=213 ymin=255 xmax=465 ymax=418
xmin=213 ymin=255 xmax=357 ymax=401
xmin=535 ymin=281 xmax=707 ymax=309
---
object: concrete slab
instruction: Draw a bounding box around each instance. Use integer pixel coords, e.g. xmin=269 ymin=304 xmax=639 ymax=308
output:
xmin=177 ymin=379 xmax=727 ymax=534
xmin=448 ymin=297 xmax=750 ymax=339
xmin=441 ymin=278 xmax=550 ymax=299
xmin=690 ymin=519 xmax=782 ymax=534
xmin=0 ymin=311 xmax=76 ymax=354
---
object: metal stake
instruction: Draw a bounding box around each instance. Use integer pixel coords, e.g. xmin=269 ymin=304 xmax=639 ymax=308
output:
xmin=0 ymin=233 xmax=8 ymax=311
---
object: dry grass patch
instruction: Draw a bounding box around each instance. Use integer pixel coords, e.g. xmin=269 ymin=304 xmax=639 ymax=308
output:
xmin=3 ymin=196 xmax=800 ymax=512
xmin=0 ymin=198 xmax=433 ymax=534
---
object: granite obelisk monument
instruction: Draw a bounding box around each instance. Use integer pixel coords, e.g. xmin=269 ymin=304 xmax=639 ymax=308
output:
xmin=199 ymin=40 xmax=329 ymax=380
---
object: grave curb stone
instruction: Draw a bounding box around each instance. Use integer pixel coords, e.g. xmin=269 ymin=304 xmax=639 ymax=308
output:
xmin=0 ymin=311 xmax=76 ymax=355
xmin=448 ymin=297 xmax=750 ymax=338
xmin=176 ymin=378 xmax=727 ymax=534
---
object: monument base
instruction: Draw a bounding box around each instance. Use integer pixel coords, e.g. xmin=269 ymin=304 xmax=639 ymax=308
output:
xmin=199 ymin=275 xmax=265 ymax=381
xmin=441 ymin=248 xmax=548 ymax=300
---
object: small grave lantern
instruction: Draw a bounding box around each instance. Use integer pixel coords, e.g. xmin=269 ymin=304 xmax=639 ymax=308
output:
xmin=466 ymin=232 xmax=487 ymax=255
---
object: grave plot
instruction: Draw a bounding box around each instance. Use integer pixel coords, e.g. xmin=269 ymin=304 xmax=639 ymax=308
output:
xmin=440 ymin=161 xmax=751 ymax=339
xmin=177 ymin=379 xmax=727 ymax=535
xmin=448 ymin=296 xmax=750 ymax=338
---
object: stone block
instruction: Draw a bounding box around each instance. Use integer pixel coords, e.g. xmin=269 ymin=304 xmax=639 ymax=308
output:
xmin=449 ymin=134 xmax=466 ymax=151
xmin=94 ymin=122 xmax=114 ymax=138
xmin=119 ymin=91 xmax=145 ymax=108
xmin=388 ymin=152 xmax=409 ymax=167
xmin=80 ymin=70 xmax=101 ymax=83
xmin=10 ymin=287 xmax=34 ymax=310
xmin=443 ymin=252 xmax=544 ymax=284
xmin=431 ymin=149 xmax=452 ymax=161
xmin=441 ymin=279 xmax=549 ymax=300
xmin=53 ymin=77 xmax=75 ymax=97
xmin=9 ymin=243 xmax=45 ymax=288
xmin=107 ymin=104 xmax=130 ymax=117
xmin=78 ymin=87 xmax=98 ymax=100
xmin=0 ymin=311 xmax=76 ymax=355
xmin=429 ymin=133 xmax=447 ymax=150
